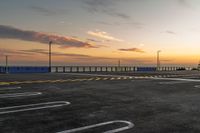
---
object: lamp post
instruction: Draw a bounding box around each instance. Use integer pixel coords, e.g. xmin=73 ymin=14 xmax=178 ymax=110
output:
xmin=118 ymin=59 xmax=121 ymax=72
xmin=49 ymin=41 xmax=52 ymax=72
xmin=5 ymin=55 xmax=8 ymax=73
xmin=157 ymin=50 xmax=161 ymax=71
xmin=118 ymin=59 xmax=121 ymax=67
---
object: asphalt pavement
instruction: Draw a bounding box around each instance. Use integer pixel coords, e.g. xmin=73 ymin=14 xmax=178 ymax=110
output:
xmin=1 ymin=71 xmax=200 ymax=133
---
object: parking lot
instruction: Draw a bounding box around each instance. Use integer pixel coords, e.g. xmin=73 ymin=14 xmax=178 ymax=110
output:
xmin=1 ymin=71 xmax=200 ymax=133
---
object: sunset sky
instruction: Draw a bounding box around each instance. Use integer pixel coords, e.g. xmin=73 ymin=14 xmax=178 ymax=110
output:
xmin=1 ymin=0 xmax=200 ymax=66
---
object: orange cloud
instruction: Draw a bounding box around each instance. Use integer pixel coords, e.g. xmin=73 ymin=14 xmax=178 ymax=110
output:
xmin=118 ymin=48 xmax=145 ymax=53
xmin=0 ymin=25 xmax=97 ymax=48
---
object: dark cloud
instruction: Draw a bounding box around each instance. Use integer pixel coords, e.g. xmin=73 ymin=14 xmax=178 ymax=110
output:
xmin=96 ymin=21 xmax=144 ymax=29
xmin=30 ymin=5 xmax=67 ymax=16
xmin=0 ymin=49 xmax=33 ymax=56
xmin=1 ymin=48 xmax=92 ymax=59
xmin=161 ymin=59 xmax=173 ymax=62
xmin=82 ymin=0 xmax=131 ymax=20
xmin=0 ymin=25 xmax=97 ymax=48
xmin=20 ymin=49 xmax=47 ymax=54
xmin=165 ymin=30 xmax=176 ymax=35
xmin=86 ymin=38 xmax=101 ymax=43
xmin=128 ymin=22 xmax=144 ymax=28
xmin=84 ymin=0 xmax=111 ymax=7
xmin=20 ymin=49 xmax=91 ymax=58
xmin=177 ymin=0 xmax=190 ymax=8
xmin=96 ymin=21 xmax=113 ymax=25
xmin=118 ymin=48 xmax=145 ymax=53
xmin=102 ymin=9 xmax=131 ymax=19
xmin=30 ymin=6 xmax=57 ymax=16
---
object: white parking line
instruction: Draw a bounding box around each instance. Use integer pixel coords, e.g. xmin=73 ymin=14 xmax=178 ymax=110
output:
xmin=95 ymin=77 xmax=101 ymax=81
xmin=194 ymin=85 xmax=200 ymax=88
xmin=159 ymin=81 xmax=189 ymax=84
xmin=123 ymin=77 xmax=128 ymax=80
xmin=0 ymin=101 xmax=70 ymax=114
xmin=103 ymin=78 xmax=108 ymax=80
xmin=0 ymin=86 xmax=22 ymax=90
xmin=57 ymin=120 xmax=134 ymax=133
xmin=0 ymin=92 xmax=42 ymax=98
xmin=62 ymin=73 xmax=131 ymax=78
xmin=110 ymin=77 xmax=115 ymax=80
xmin=87 ymin=78 xmax=94 ymax=81
xmin=0 ymin=82 xmax=10 ymax=85
xmin=152 ymin=77 xmax=200 ymax=82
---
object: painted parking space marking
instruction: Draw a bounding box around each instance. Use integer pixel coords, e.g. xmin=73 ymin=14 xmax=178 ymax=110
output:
xmin=0 ymin=82 xmax=10 ymax=85
xmin=0 ymin=92 xmax=42 ymax=98
xmin=0 ymin=75 xmax=196 ymax=85
xmin=194 ymin=85 xmax=200 ymax=88
xmin=87 ymin=78 xmax=94 ymax=81
xmin=110 ymin=77 xmax=115 ymax=80
xmin=57 ymin=120 xmax=134 ymax=133
xmin=136 ymin=76 xmax=144 ymax=79
xmin=0 ymin=86 xmax=21 ymax=90
xmin=159 ymin=81 xmax=189 ymax=84
xmin=62 ymin=73 xmax=124 ymax=77
xmin=103 ymin=77 xmax=109 ymax=80
xmin=95 ymin=77 xmax=101 ymax=81
xmin=153 ymin=77 xmax=200 ymax=82
xmin=123 ymin=77 xmax=128 ymax=80
xmin=0 ymin=101 xmax=70 ymax=115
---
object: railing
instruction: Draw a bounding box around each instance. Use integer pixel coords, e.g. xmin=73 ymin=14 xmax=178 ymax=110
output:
xmin=0 ymin=66 xmax=192 ymax=73
xmin=51 ymin=66 xmax=189 ymax=73
xmin=0 ymin=66 xmax=49 ymax=73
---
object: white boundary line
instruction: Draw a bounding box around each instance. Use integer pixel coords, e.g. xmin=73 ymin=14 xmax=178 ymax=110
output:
xmin=57 ymin=120 xmax=134 ymax=133
xmin=0 ymin=101 xmax=70 ymax=114
xmin=0 ymin=92 xmax=42 ymax=98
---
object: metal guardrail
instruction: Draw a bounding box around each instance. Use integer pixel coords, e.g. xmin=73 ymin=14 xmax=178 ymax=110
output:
xmin=51 ymin=66 xmax=136 ymax=73
xmin=0 ymin=66 xmax=191 ymax=73
xmin=51 ymin=66 xmax=188 ymax=73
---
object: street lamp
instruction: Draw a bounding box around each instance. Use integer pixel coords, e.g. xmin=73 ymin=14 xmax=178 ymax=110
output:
xmin=5 ymin=55 xmax=8 ymax=73
xmin=118 ymin=59 xmax=121 ymax=67
xmin=49 ymin=41 xmax=52 ymax=72
xmin=118 ymin=59 xmax=121 ymax=72
xmin=157 ymin=50 xmax=161 ymax=71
